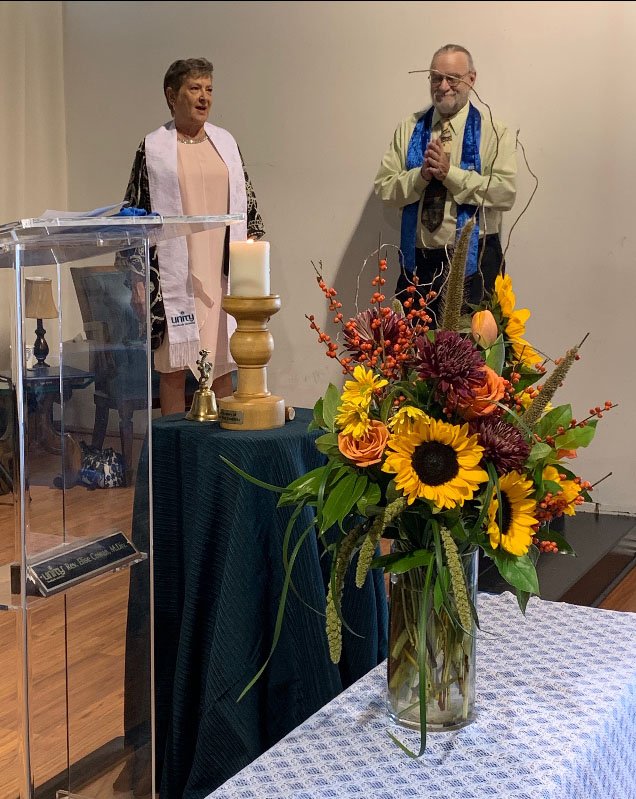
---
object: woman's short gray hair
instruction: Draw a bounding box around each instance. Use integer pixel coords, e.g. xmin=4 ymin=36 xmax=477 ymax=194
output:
xmin=163 ymin=58 xmax=213 ymax=109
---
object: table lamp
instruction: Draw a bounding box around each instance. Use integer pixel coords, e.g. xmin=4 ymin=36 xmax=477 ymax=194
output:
xmin=24 ymin=277 xmax=59 ymax=368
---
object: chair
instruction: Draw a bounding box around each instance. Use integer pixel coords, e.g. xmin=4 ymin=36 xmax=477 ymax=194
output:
xmin=71 ymin=266 xmax=153 ymax=485
xmin=71 ymin=267 xmax=202 ymax=483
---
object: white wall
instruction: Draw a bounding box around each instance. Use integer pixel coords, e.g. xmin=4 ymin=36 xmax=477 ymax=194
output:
xmin=0 ymin=2 xmax=68 ymax=371
xmin=63 ymin=1 xmax=636 ymax=512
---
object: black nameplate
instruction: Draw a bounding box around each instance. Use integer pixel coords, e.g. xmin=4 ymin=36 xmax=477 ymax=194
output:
xmin=219 ymin=408 xmax=244 ymax=425
xmin=22 ymin=532 xmax=142 ymax=597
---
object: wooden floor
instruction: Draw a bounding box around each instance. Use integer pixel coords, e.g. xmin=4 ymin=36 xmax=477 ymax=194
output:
xmin=0 ymin=446 xmax=147 ymax=799
xmin=600 ymin=563 xmax=636 ymax=612
xmin=0 ymin=463 xmax=634 ymax=797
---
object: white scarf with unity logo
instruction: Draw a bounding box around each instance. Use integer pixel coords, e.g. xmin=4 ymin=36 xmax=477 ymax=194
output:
xmin=145 ymin=120 xmax=247 ymax=369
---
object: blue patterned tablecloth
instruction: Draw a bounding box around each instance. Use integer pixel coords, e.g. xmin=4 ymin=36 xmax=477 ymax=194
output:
xmin=207 ymin=592 xmax=636 ymax=799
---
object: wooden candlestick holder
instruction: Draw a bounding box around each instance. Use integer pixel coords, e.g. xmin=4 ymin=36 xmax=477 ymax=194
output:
xmin=218 ymin=295 xmax=285 ymax=430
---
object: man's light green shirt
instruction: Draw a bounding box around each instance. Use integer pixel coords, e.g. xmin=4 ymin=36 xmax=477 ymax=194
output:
xmin=374 ymin=102 xmax=517 ymax=250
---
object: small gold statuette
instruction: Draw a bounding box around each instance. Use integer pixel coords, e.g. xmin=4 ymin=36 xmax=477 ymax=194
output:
xmin=185 ymin=350 xmax=219 ymax=422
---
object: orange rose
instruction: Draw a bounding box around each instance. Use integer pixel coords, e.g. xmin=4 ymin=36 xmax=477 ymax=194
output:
xmin=338 ymin=420 xmax=389 ymax=467
xmin=458 ymin=365 xmax=506 ymax=420
xmin=471 ymin=310 xmax=499 ymax=348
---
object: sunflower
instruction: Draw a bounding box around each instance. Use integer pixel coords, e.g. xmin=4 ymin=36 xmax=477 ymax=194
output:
xmin=382 ymin=417 xmax=488 ymax=508
xmin=494 ymin=275 xmax=542 ymax=367
xmin=340 ymin=365 xmax=388 ymax=408
xmin=335 ymin=401 xmax=371 ymax=440
xmin=542 ymin=465 xmax=582 ymax=517
xmin=494 ymin=273 xmax=516 ymax=318
xmin=387 ymin=405 xmax=429 ymax=435
xmin=487 ymin=471 xmax=538 ymax=556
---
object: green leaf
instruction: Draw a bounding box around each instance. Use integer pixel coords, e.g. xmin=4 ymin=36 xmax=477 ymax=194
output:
xmin=516 ymin=588 xmax=531 ymax=614
xmin=433 ymin=567 xmax=450 ymax=614
xmin=386 ymin=480 xmax=401 ymax=505
xmin=534 ymin=405 xmax=572 ymax=439
xmin=314 ymin=432 xmax=341 ymax=457
xmin=308 ymin=397 xmax=325 ymax=431
xmin=238 ymin=520 xmax=314 ymax=701
xmin=316 ymin=460 xmax=340 ymax=530
xmin=357 ymin=482 xmax=382 ymax=516
xmin=528 ymin=544 xmax=540 ymax=566
xmin=220 ymin=455 xmax=286 ymax=493
xmin=554 ymin=421 xmax=597 ymax=450
xmin=319 ymin=472 xmax=367 ymax=532
xmin=380 ymin=387 xmax=404 ymax=424
xmin=369 ymin=551 xmax=403 ymax=570
xmin=542 ymin=480 xmax=563 ymax=497
xmin=484 ymin=335 xmax=505 ymax=375
xmin=371 ymin=548 xmax=433 ymax=574
xmin=322 ymin=384 xmax=341 ymax=433
xmin=534 ymin=528 xmax=575 ymax=555
xmin=279 ymin=465 xmax=330 ymax=505
xmin=493 ymin=551 xmax=540 ymax=595
xmin=525 ymin=442 xmax=552 ymax=468
xmin=513 ymin=367 xmax=542 ymax=392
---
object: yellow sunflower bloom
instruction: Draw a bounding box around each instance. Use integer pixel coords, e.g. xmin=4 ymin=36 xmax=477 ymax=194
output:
xmin=340 ymin=365 xmax=388 ymax=408
xmin=505 ymin=310 xmax=543 ymax=367
xmin=494 ymin=274 xmax=516 ymax=318
xmin=494 ymin=275 xmax=542 ymax=367
xmin=382 ymin=417 xmax=488 ymax=509
xmin=388 ymin=405 xmax=429 ymax=435
xmin=487 ymin=471 xmax=538 ymax=556
xmin=543 ymin=465 xmax=582 ymax=516
xmin=335 ymin=402 xmax=371 ymax=440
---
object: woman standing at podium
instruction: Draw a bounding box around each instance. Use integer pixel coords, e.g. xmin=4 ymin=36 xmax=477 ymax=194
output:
xmin=121 ymin=57 xmax=265 ymax=414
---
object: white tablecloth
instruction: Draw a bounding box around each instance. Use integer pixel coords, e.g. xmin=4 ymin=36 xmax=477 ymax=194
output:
xmin=207 ymin=592 xmax=636 ymax=799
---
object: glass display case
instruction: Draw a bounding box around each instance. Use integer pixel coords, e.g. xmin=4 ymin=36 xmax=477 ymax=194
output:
xmin=0 ymin=213 xmax=242 ymax=798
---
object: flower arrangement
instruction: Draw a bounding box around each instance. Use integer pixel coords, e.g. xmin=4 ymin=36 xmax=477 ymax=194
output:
xmin=225 ymin=219 xmax=614 ymax=755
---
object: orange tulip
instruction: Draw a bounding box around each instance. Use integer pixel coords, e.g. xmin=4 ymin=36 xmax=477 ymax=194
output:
xmin=457 ymin=365 xmax=506 ymax=420
xmin=338 ymin=420 xmax=389 ymax=467
xmin=471 ymin=310 xmax=499 ymax=348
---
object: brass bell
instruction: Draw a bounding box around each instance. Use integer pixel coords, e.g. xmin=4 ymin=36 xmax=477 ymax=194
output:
xmin=185 ymin=350 xmax=219 ymax=422
xmin=186 ymin=386 xmax=218 ymax=422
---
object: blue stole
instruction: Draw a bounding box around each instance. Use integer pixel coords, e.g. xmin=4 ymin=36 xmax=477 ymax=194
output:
xmin=400 ymin=103 xmax=482 ymax=276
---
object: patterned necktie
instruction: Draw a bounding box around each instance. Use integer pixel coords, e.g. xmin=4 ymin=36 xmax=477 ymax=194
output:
xmin=421 ymin=119 xmax=452 ymax=233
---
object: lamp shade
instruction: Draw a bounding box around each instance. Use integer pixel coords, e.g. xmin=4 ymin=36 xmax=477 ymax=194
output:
xmin=24 ymin=277 xmax=58 ymax=319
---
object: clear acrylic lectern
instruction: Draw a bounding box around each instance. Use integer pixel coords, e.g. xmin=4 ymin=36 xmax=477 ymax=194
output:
xmin=0 ymin=213 xmax=242 ymax=799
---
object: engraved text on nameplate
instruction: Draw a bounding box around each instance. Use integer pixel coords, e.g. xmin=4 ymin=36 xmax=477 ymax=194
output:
xmin=219 ymin=409 xmax=244 ymax=425
xmin=26 ymin=532 xmax=142 ymax=596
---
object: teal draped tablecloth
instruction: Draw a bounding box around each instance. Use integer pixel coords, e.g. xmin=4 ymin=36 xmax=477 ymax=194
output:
xmin=133 ymin=408 xmax=387 ymax=799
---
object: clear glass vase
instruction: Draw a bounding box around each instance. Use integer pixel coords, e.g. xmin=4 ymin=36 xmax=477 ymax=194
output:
xmin=387 ymin=549 xmax=478 ymax=731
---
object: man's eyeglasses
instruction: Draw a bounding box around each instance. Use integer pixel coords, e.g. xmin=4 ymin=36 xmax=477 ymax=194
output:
xmin=428 ymin=71 xmax=472 ymax=88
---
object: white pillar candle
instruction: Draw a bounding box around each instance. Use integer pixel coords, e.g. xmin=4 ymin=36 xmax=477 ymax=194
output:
xmin=229 ymin=240 xmax=271 ymax=297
